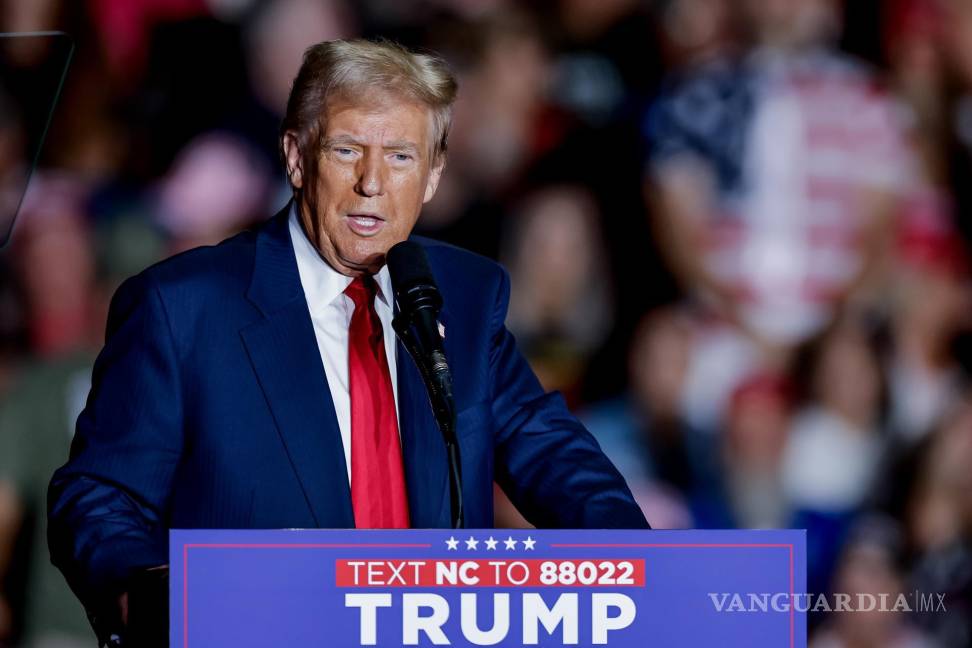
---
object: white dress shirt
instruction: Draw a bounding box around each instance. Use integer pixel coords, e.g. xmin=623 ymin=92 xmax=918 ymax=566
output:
xmin=289 ymin=205 xmax=400 ymax=483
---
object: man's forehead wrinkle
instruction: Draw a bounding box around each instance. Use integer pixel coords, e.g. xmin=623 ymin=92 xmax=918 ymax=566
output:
xmin=324 ymin=134 xmax=360 ymax=145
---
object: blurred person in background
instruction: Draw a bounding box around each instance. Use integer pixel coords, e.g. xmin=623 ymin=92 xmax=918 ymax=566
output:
xmin=502 ymin=185 xmax=613 ymax=398
xmin=886 ymin=0 xmax=948 ymax=184
xmin=539 ymin=0 xmax=670 ymax=402
xmin=494 ymin=184 xmax=616 ymax=527
xmin=783 ymin=316 xmax=890 ymax=596
xmin=237 ymin=0 xmax=356 ymax=167
xmin=654 ymin=0 xmax=735 ymax=71
xmin=581 ymin=307 xmax=704 ymax=529
xmin=583 ymin=307 xmax=695 ymax=492
xmin=418 ymin=9 xmax=553 ymax=259
xmin=939 ymin=0 xmax=972 ymax=246
xmin=811 ymin=516 xmax=937 ymax=648
xmin=699 ymin=373 xmax=793 ymax=529
xmin=905 ymin=394 xmax=972 ymax=647
xmin=84 ymin=0 xmax=209 ymax=87
xmin=244 ymin=0 xmax=355 ymax=117
xmin=887 ymin=214 xmax=970 ymax=444
xmin=645 ymin=0 xmax=911 ymax=432
xmin=15 ymin=2 xmax=132 ymax=183
xmin=548 ymin=0 xmax=658 ymax=124
xmin=884 ymin=0 xmax=972 ymax=445
xmin=785 ymin=317 xmax=889 ymax=503
xmin=152 ymin=131 xmax=274 ymax=253
xmin=9 ymin=177 xmax=98 ymax=358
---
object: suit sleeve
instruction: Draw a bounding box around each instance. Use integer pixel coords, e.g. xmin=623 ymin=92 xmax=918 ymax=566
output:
xmin=488 ymin=268 xmax=650 ymax=529
xmin=48 ymin=271 xmax=183 ymax=612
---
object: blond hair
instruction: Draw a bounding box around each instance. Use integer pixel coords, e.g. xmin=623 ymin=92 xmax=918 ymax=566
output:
xmin=281 ymin=39 xmax=457 ymax=177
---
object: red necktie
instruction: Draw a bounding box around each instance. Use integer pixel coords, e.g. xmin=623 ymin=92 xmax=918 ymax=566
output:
xmin=345 ymin=276 xmax=410 ymax=528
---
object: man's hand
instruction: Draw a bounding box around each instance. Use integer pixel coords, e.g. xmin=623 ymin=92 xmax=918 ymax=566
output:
xmin=96 ymin=566 xmax=168 ymax=647
xmin=126 ymin=565 xmax=169 ymax=648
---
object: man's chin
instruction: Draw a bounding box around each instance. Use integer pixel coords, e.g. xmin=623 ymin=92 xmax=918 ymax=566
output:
xmin=337 ymin=247 xmax=388 ymax=275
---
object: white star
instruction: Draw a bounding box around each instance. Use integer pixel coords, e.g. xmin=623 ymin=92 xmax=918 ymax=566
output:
xmin=484 ymin=536 xmax=498 ymax=550
xmin=523 ymin=536 xmax=536 ymax=550
xmin=465 ymin=536 xmax=479 ymax=550
xmin=504 ymin=536 xmax=517 ymax=550
xmin=446 ymin=536 xmax=459 ymax=550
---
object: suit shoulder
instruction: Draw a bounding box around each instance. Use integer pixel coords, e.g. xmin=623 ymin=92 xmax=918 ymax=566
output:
xmin=136 ymin=227 xmax=258 ymax=296
xmin=411 ymin=235 xmax=506 ymax=286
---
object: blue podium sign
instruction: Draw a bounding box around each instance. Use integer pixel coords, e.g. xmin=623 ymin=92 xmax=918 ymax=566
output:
xmin=170 ymin=529 xmax=806 ymax=647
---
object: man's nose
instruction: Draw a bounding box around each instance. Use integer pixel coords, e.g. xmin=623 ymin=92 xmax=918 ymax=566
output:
xmin=355 ymin=150 xmax=385 ymax=197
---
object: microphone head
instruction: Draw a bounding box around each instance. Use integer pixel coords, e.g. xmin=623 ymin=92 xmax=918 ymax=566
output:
xmin=387 ymin=240 xmax=442 ymax=310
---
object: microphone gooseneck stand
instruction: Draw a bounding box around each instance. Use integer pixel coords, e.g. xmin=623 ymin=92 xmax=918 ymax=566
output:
xmin=393 ymin=310 xmax=464 ymax=529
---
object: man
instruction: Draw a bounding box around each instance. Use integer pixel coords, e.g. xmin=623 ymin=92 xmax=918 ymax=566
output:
xmin=48 ymin=39 xmax=648 ymax=643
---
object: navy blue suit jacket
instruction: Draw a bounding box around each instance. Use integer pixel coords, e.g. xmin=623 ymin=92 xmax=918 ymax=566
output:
xmin=48 ymin=206 xmax=647 ymax=608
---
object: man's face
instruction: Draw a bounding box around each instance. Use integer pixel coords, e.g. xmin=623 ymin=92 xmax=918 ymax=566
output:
xmin=284 ymin=92 xmax=443 ymax=275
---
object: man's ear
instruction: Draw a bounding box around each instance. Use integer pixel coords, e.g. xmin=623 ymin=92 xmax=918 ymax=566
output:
xmin=423 ymin=156 xmax=445 ymax=204
xmin=282 ymin=131 xmax=303 ymax=189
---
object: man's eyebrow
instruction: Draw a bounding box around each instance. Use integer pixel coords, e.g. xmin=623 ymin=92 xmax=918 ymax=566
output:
xmin=322 ymin=135 xmax=362 ymax=148
xmin=382 ymin=140 xmax=419 ymax=153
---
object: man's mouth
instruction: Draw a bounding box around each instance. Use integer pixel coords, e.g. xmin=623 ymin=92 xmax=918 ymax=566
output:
xmin=346 ymin=213 xmax=385 ymax=236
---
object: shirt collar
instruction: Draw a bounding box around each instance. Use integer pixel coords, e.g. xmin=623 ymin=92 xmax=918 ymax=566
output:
xmin=288 ymin=202 xmax=393 ymax=309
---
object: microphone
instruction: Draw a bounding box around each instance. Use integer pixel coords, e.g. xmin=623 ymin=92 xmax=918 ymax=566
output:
xmin=386 ymin=241 xmax=463 ymax=528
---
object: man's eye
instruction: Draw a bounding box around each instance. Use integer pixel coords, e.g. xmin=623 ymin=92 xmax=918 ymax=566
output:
xmin=393 ymin=153 xmax=412 ymax=162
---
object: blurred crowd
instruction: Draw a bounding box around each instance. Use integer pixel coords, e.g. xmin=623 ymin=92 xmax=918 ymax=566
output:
xmin=1 ymin=0 xmax=972 ymax=646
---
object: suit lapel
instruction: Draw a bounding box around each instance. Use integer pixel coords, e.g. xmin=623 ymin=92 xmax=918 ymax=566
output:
xmin=396 ymin=335 xmax=451 ymax=529
xmin=241 ymin=207 xmax=354 ymax=528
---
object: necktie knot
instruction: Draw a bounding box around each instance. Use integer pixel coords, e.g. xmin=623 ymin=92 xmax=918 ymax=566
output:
xmin=344 ymin=275 xmax=377 ymax=310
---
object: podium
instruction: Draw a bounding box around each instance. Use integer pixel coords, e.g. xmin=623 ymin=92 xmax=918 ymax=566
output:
xmin=169 ymin=528 xmax=807 ymax=647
